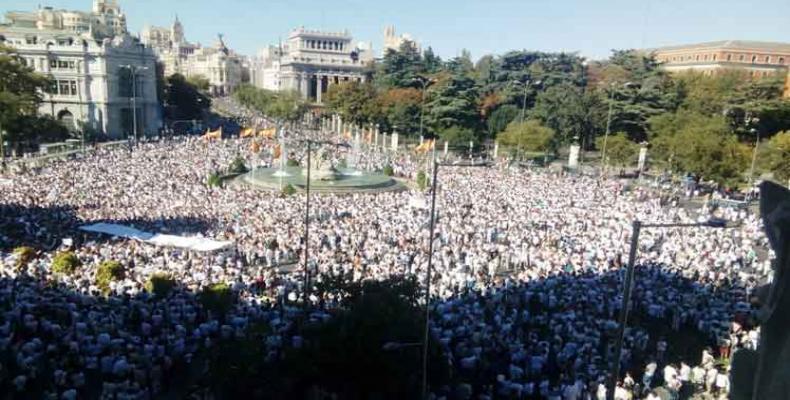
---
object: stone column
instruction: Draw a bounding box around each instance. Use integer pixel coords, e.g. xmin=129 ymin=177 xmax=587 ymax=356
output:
xmin=638 ymin=144 xmax=648 ymax=172
xmin=374 ymin=124 xmax=380 ymax=149
xmin=316 ymin=75 xmax=322 ymax=104
xmin=300 ymin=74 xmax=309 ymax=99
xmin=494 ymin=141 xmax=499 ymax=159
xmin=568 ymin=144 xmax=580 ymax=169
xmin=391 ymin=132 xmax=399 ymax=152
xmin=444 ymin=141 xmax=449 ymax=157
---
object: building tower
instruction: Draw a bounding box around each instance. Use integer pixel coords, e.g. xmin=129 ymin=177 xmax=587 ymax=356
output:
xmin=171 ymin=14 xmax=184 ymax=44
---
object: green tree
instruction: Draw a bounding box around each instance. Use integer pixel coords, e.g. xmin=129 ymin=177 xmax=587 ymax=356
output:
xmin=186 ymin=74 xmax=211 ymax=92
xmin=324 ymin=81 xmax=379 ymax=125
xmin=266 ymin=90 xmax=307 ymax=122
xmin=596 ymin=132 xmax=638 ymax=167
xmin=379 ymin=87 xmax=422 ymax=135
xmin=531 ymin=83 xmax=606 ymax=148
xmin=759 ymin=131 xmax=790 ymax=182
xmin=650 ymin=110 xmax=750 ymax=185
xmin=164 ymin=73 xmax=212 ymax=121
xmin=145 ymin=273 xmax=176 ymax=298
xmin=487 ymin=104 xmax=520 ymax=136
xmin=376 ymin=41 xmax=425 ymax=88
xmin=424 ymin=73 xmax=480 ymax=133
xmin=200 ymin=282 xmax=235 ymax=317
xmin=0 ymin=45 xmax=57 ymax=149
xmin=498 ymin=119 xmax=556 ymax=152
xmin=96 ymin=260 xmax=124 ymax=295
xmin=52 ymin=251 xmax=81 ymax=275
xmin=438 ymin=125 xmax=478 ymax=145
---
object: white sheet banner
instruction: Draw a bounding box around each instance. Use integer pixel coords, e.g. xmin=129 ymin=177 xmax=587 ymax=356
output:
xmin=80 ymin=223 xmax=232 ymax=252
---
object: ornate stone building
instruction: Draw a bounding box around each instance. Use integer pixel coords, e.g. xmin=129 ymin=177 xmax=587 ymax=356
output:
xmin=0 ymin=0 xmax=161 ymax=139
xmin=253 ymin=27 xmax=373 ymax=103
xmin=141 ymin=18 xmax=244 ymax=96
xmin=651 ymin=40 xmax=790 ymax=78
xmin=383 ymin=25 xmax=419 ymax=54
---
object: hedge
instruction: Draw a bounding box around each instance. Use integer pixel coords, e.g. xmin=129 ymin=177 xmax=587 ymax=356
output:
xmin=96 ymin=260 xmax=124 ymax=295
xmin=52 ymin=251 xmax=81 ymax=275
xmin=145 ymin=273 xmax=176 ymax=298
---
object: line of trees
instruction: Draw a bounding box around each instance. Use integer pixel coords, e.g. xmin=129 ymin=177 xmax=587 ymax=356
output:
xmin=319 ymin=42 xmax=790 ymax=186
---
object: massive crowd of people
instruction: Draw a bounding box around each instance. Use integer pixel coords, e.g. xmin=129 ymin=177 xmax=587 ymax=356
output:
xmin=0 ymin=102 xmax=775 ymax=399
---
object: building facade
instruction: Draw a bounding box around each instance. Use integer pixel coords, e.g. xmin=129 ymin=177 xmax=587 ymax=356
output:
xmin=141 ymin=18 xmax=244 ymax=96
xmin=651 ymin=40 xmax=790 ymax=78
xmin=253 ymin=27 xmax=373 ymax=103
xmin=0 ymin=0 xmax=161 ymax=139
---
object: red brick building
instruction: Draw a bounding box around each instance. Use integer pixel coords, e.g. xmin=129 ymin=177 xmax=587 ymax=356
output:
xmin=650 ymin=40 xmax=790 ymax=97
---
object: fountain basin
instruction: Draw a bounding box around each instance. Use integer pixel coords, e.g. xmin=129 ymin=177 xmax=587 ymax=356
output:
xmin=242 ymin=166 xmax=405 ymax=194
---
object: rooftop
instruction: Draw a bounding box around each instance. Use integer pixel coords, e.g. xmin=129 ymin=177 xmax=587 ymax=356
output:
xmin=651 ymin=40 xmax=790 ymax=54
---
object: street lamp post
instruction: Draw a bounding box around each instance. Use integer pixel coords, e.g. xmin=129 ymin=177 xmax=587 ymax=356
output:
xmin=120 ymin=65 xmax=148 ymax=145
xmin=607 ymin=218 xmax=731 ymax=400
xmin=748 ymin=126 xmax=761 ymax=187
xmin=299 ymin=138 xmax=350 ymax=304
xmin=421 ymin=158 xmax=485 ymax=400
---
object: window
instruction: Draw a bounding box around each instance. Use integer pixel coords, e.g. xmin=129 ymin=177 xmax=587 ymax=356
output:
xmin=50 ymin=59 xmax=57 ymax=69
xmin=780 ymin=57 xmax=786 ymax=64
xmin=765 ymin=56 xmax=771 ymax=63
xmin=695 ymin=54 xmax=700 ymax=61
xmin=712 ymin=54 xmax=717 ymax=61
xmin=726 ymin=54 xmax=732 ymax=61
xmin=70 ymin=81 xmax=78 ymax=96
xmin=739 ymin=55 xmax=745 ymax=62
xmin=751 ymin=55 xmax=757 ymax=63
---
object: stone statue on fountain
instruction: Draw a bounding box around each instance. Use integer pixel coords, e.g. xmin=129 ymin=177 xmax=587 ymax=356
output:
xmin=302 ymin=147 xmax=339 ymax=181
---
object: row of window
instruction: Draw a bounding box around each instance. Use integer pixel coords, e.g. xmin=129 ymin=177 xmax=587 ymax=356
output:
xmin=662 ymin=53 xmax=786 ymax=65
xmin=48 ymin=80 xmax=79 ymax=97
xmin=50 ymin=59 xmax=77 ymax=70
xmin=302 ymin=39 xmax=346 ymax=51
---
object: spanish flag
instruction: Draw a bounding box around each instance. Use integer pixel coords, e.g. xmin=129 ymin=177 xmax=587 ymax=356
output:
xmin=240 ymin=128 xmax=254 ymax=138
xmin=202 ymin=127 xmax=222 ymax=141
xmin=273 ymin=143 xmax=282 ymax=159
xmin=258 ymin=128 xmax=276 ymax=139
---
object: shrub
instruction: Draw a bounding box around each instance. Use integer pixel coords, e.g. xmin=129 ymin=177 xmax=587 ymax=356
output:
xmin=382 ymin=165 xmax=394 ymax=176
xmin=286 ymin=158 xmax=300 ymax=167
xmin=200 ymin=282 xmax=235 ymax=316
xmin=207 ymin=172 xmax=222 ymax=187
xmin=51 ymin=251 xmax=81 ymax=275
xmin=228 ymin=156 xmax=249 ymax=174
xmin=96 ymin=260 xmax=124 ymax=295
xmin=13 ymin=246 xmax=36 ymax=271
xmin=282 ymin=183 xmax=297 ymax=196
xmin=416 ymin=170 xmax=428 ymax=191
xmin=145 ymin=273 xmax=176 ymax=298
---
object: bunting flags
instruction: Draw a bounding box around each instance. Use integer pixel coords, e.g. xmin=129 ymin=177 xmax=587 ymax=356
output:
xmin=240 ymin=128 xmax=255 ymax=138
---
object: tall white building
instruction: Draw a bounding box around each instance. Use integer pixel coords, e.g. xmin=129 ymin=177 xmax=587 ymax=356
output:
xmin=383 ymin=25 xmax=419 ymax=55
xmin=252 ymin=27 xmax=374 ymax=103
xmin=0 ymin=1 xmax=160 ymax=139
xmin=141 ymin=18 xmax=244 ymax=96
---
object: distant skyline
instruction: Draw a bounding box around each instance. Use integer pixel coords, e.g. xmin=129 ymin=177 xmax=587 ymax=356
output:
xmin=3 ymin=0 xmax=790 ymax=61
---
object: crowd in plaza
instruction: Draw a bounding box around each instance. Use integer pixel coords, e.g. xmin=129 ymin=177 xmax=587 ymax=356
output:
xmin=0 ymin=101 xmax=776 ymax=399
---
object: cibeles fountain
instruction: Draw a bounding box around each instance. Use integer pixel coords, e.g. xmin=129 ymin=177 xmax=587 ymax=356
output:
xmin=243 ymin=139 xmax=403 ymax=194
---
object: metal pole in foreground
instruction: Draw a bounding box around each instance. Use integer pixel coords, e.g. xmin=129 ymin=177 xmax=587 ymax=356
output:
xmin=422 ymin=155 xmax=440 ymax=400
xmin=131 ymin=68 xmax=138 ymax=145
xmin=303 ymin=141 xmax=312 ymax=304
xmin=601 ymin=89 xmax=614 ymax=176
xmin=608 ymin=220 xmax=641 ymax=400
